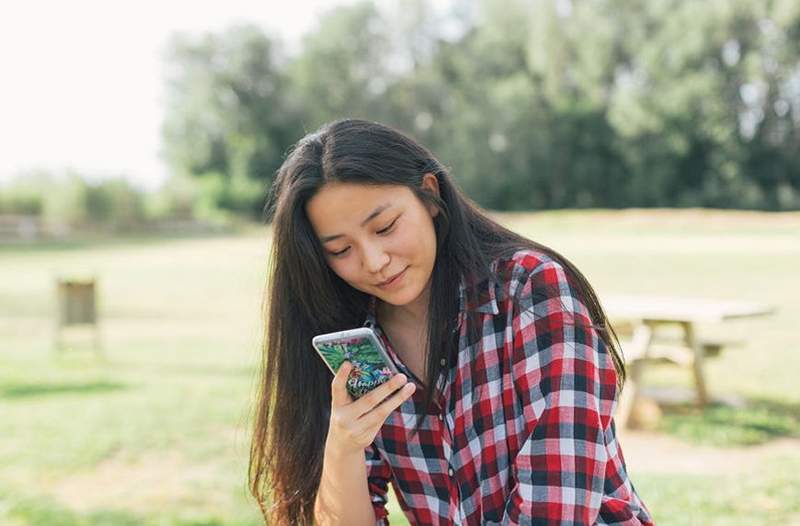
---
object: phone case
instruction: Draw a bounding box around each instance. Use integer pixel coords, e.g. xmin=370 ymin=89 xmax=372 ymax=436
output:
xmin=312 ymin=327 xmax=401 ymax=399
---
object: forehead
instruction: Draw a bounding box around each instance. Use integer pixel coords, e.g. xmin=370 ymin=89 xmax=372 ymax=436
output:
xmin=305 ymin=182 xmax=413 ymax=229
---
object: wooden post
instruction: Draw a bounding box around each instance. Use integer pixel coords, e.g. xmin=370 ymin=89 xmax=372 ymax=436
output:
xmin=615 ymin=322 xmax=654 ymax=429
xmin=680 ymin=321 xmax=709 ymax=406
xmin=55 ymin=277 xmax=102 ymax=356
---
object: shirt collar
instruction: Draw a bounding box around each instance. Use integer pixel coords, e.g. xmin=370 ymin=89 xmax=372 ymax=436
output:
xmin=458 ymin=272 xmax=500 ymax=315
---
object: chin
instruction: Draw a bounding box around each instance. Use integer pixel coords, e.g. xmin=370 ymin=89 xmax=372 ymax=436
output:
xmin=376 ymin=289 xmax=415 ymax=306
xmin=375 ymin=281 xmax=419 ymax=306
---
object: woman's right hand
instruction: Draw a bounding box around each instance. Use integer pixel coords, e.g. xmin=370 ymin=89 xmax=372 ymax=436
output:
xmin=326 ymin=361 xmax=416 ymax=455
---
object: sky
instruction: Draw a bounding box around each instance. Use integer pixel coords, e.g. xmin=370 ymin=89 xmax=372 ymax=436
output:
xmin=0 ymin=0 xmax=356 ymax=192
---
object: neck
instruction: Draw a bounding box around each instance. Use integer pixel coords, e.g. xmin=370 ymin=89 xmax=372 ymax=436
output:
xmin=377 ymin=277 xmax=432 ymax=328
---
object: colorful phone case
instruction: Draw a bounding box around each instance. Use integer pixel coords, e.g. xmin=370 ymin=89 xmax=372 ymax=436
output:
xmin=312 ymin=327 xmax=400 ymax=399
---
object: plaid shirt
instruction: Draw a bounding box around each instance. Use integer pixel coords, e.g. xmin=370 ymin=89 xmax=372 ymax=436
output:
xmin=363 ymin=249 xmax=654 ymax=525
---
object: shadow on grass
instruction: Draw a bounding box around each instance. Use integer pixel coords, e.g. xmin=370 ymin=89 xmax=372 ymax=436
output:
xmin=656 ymin=396 xmax=800 ymax=447
xmin=0 ymin=239 xmax=97 ymax=253
xmin=0 ymin=229 xmax=241 ymax=254
xmin=1 ymin=380 xmax=128 ymax=399
xmin=109 ymin=359 xmax=256 ymax=379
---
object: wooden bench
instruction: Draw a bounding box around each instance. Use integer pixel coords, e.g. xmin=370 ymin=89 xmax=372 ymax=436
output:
xmin=620 ymin=335 xmax=744 ymax=366
xmin=603 ymin=295 xmax=773 ymax=429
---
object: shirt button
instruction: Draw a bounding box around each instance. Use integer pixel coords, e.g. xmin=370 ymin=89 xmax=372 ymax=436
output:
xmin=438 ymin=413 xmax=443 ymax=421
xmin=448 ymin=467 xmax=454 ymax=477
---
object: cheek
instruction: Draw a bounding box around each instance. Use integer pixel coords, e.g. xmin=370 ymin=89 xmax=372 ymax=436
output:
xmin=327 ymin=258 xmax=356 ymax=282
xmin=328 ymin=257 xmax=375 ymax=291
xmin=411 ymin=217 xmax=437 ymax=259
xmin=383 ymin=232 xmax=413 ymax=263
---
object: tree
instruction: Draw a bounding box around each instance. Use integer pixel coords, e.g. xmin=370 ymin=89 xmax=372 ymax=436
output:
xmin=161 ymin=24 xmax=303 ymax=216
xmin=159 ymin=0 xmax=800 ymax=214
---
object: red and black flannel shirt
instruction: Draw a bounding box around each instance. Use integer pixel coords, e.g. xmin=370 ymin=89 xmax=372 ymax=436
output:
xmin=363 ymin=248 xmax=655 ymax=525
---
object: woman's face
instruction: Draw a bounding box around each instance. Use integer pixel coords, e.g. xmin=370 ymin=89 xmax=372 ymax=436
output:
xmin=305 ymin=176 xmax=439 ymax=307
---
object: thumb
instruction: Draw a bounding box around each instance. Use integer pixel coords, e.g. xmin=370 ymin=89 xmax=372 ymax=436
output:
xmin=331 ymin=361 xmax=353 ymax=407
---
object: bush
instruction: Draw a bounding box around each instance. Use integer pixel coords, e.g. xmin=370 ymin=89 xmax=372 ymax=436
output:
xmin=2 ymin=171 xmax=148 ymax=233
xmin=0 ymin=192 xmax=43 ymax=216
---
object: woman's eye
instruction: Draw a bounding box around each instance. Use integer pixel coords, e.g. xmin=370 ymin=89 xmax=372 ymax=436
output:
xmin=377 ymin=218 xmax=398 ymax=235
xmin=327 ymin=217 xmax=398 ymax=257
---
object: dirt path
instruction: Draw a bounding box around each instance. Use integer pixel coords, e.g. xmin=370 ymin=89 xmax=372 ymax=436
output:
xmin=47 ymin=450 xmax=223 ymax=512
xmin=43 ymin=428 xmax=799 ymax=514
xmin=617 ymin=429 xmax=800 ymax=476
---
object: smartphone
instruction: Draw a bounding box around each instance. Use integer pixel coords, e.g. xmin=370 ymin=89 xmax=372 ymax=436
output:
xmin=312 ymin=326 xmax=401 ymax=399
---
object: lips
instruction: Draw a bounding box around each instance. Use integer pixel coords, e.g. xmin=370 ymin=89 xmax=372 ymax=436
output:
xmin=377 ymin=267 xmax=407 ymax=286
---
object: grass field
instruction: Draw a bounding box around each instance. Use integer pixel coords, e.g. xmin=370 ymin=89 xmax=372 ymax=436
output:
xmin=1 ymin=209 xmax=799 ymax=525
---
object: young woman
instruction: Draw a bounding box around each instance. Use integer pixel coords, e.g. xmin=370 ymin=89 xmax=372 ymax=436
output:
xmin=249 ymin=119 xmax=655 ymax=525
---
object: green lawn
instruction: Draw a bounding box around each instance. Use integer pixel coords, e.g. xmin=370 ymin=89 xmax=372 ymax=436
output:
xmin=1 ymin=209 xmax=798 ymax=525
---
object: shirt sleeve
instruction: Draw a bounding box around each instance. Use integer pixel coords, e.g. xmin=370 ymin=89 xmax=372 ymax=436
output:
xmin=501 ymin=259 xmax=635 ymax=525
xmin=365 ymin=442 xmax=391 ymax=525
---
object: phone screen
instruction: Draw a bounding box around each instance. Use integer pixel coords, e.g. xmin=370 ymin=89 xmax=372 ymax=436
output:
xmin=313 ymin=328 xmax=399 ymax=399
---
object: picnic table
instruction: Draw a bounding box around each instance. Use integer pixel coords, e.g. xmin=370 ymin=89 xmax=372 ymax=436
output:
xmin=602 ymin=295 xmax=775 ymax=429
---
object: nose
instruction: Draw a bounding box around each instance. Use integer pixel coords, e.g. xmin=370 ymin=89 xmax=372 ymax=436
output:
xmin=361 ymin=241 xmax=390 ymax=274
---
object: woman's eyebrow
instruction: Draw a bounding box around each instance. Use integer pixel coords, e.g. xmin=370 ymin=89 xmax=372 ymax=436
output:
xmin=320 ymin=203 xmax=392 ymax=243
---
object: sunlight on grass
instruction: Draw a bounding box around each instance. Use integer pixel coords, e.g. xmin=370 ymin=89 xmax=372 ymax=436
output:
xmin=656 ymin=398 xmax=800 ymax=447
xmin=1 ymin=210 xmax=798 ymax=525
xmin=635 ymin=455 xmax=800 ymax=526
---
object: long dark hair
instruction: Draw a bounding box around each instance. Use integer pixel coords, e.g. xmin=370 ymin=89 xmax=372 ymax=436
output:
xmin=248 ymin=118 xmax=626 ymax=524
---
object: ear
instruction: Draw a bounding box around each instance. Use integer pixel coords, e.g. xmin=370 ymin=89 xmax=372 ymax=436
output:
xmin=421 ymin=173 xmax=440 ymax=217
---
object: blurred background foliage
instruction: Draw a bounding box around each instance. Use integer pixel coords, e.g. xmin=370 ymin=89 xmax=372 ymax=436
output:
xmin=159 ymin=0 xmax=800 ymax=214
xmin=2 ymin=0 xmax=799 ymax=230
xmin=2 ymin=2 xmax=800 ymax=523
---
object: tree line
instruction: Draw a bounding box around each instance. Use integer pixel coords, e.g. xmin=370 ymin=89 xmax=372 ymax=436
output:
xmin=160 ymin=0 xmax=800 ymax=215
